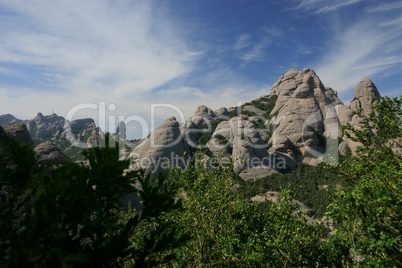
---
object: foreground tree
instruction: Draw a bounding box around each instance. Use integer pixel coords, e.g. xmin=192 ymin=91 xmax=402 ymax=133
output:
xmin=165 ymin=158 xmax=338 ymax=267
xmin=0 ymin=137 xmax=39 ymax=258
xmin=327 ymin=95 xmax=402 ymax=266
xmin=1 ymin=134 xmax=181 ymax=267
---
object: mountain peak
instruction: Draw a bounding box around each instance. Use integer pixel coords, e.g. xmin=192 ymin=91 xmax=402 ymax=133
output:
xmin=353 ymin=78 xmax=380 ymax=100
xmin=0 ymin=113 xmax=20 ymax=125
xmin=350 ymin=78 xmax=381 ymax=119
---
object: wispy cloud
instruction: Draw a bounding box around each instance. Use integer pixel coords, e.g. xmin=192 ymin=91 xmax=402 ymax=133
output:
xmin=315 ymin=13 xmax=402 ymax=96
xmin=0 ymin=0 xmax=195 ymax=119
xmin=380 ymin=17 xmax=402 ymax=27
xmin=234 ymin=34 xmax=251 ymax=50
xmin=238 ymin=28 xmax=283 ymax=62
xmin=365 ymin=1 xmax=402 ymax=12
xmin=239 ymin=37 xmax=270 ymax=62
xmin=296 ymin=0 xmax=363 ymax=14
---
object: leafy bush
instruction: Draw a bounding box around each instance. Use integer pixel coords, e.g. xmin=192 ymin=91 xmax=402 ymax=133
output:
xmin=197 ymin=118 xmax=227 ymax=146
xmin=326 ymin=95 xmax=402 ymax=266
xmin=242 ymin=164 xmax=340 ymax=218
xmin=164 ymin=160 xmax=338 ymax=267
xmin=1 ymin=134 xmax=181 ymax=267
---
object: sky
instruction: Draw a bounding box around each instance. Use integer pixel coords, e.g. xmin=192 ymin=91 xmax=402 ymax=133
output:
xmin=0 ymin=0 xmax=402 ymax=138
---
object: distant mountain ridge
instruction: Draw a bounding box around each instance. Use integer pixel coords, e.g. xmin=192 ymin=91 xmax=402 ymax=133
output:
xmin=0 ymin=112 xmax=100 ymax=161
xmin=0 ymin=68 xmax=382 ymax=179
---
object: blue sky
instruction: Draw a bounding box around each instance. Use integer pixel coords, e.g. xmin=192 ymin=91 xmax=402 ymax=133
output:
xmin=0 ymin=0 xmax=402 ymax=138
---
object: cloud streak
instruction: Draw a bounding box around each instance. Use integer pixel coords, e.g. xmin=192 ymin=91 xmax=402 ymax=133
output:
xmin=365 ymin=1 xmax=402 ymax=12
xmin=0 ymin=0 xmax=195 ymax=118
xmin=296 ymin=0 xmax=363 ymax=14
xmin=315 ymin=12 xmax=402 ymax=96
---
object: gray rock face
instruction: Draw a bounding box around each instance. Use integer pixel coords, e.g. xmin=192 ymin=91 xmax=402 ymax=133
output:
xmin=206 ymin=115 xmax=276 ymax=179
xmin=343 ymin=78 xmax=381 ymax=153
xmin=267 ymin=68 xmax=343 ymax=166
xmin=207 ymin=120 xmax=232 ymax=156
xmin=2 ymin=123 xmax=33 ymax=144
xmin=34 ymin=141 xmax=70 ymax=165
xmin=69 ymin=118 xmax=96 ymax=135
xmin=0 ymin=113 xmax=101 ymax=160
xmin=350 ymin=78 xmax=380 ymax=118
xmin=1 ymin=68 xmax=387 ymax=180
xmin=24 ymin=113 xmax=98 ymax=147
xmin=127 ymin=68 xmax=386 ymax=179
xmin=336 ymin=104 xmax=353 ymax=126
xmin=181 ymin=105 xmax=217 ymax=148
xmin=116 ymin=121 xmax=126 ymax=140
xmin=242 ymin=105 xmax=265 ymax=116
xmin=0 ymin=114 xmax=21 ymax=125
xmin=215 ymin=107 xmax=229 ymax=117
xmin=27 ymin=113 xmax=65 ymax=141
xmin=239 ymin=166 xmax=279 ymax=181
xmin=194 ymin=105 xmax=216 ymax=119
xmin=230 ymin=116 xmax=269 ymax=173
xmin=129 ymin=116 xmax=190 ymax=173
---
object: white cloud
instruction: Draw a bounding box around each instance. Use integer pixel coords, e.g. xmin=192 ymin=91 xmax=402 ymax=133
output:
xmin=239 ymin=36 xmax=270 ymax=62
xmin=0 ymin=0 xmax=196 ymax=120
xmin=296 ymin=0 xmax=363 ymax=14
xmin=315 ymin=15 xmax=402 ymax=96
xmin=234 ymin=34 xmax=251 ymax=50
xmin=380 ymin=17 xmax=402 ymax=27
xmin=237 ymin=27 xmax=283 ymax=63
xmin=365 ymin=1 xmax=402 ymax=12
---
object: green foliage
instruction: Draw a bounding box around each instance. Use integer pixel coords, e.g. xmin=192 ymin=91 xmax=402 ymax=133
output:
xmin=243 ymin=164 xmax=340 ymax=218
xmin=1 ymin=95 xmax=401 ymax=267
xmin=342 ymin=95 xmax=402 ymax=151
xmin=197 ymin=118 xmax=227 ymax=146
xmin=241 ymin=109 xmax=257 ymax=117
xmin=1 ymin=133 xmax=181 ymax=267
xmin=213 ymin=133 xmax=229 ymax=145
xmin=228 ymin=95 xmax=278 ymax=120
xmin=0 ymin=137 xmax=40 ymax=258
xmin=164 ymin=161 xmax=337 ymax=267
xmin=326 ymin=95 xmax=402 ymax=266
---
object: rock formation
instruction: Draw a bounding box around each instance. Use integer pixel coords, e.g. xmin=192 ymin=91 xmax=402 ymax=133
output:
xmin=116 ymin=121 xmax=126 ymax=140
xmin=266 ymin=68 xmax=343 ymax=166
xmin=129 ymin=116 xmax=191 ymax=173
xmin=2 ymin=122 xmax=33 ymax=144
xmin=0 ymin=68 xmax=388 ymax=180
xmin=34 ymin=141 xmax=70 ymax=165
xmin=350 ymin=78 xmax=380 ymax=118
xmin=0 ymin=114 xmax=21 ymax=125
xmin=181 ymin=105 xmax=217 ymax=148
xmin=339 ymin=78 xmax=381 ymax=154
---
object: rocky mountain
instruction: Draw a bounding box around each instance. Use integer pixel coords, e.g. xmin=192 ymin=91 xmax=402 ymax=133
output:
xmin=0 ymin=113 xmax=100 ymax=161
xmin=127 ymin=68 xmax=382 ymax=180
xmin=130 ymin=116 xmax=191 ymax=173
xmin=1 ymin=122 xmax=33 ymax=144
xmin=0 ymin=68 xmax=383 ymax=178
xmin=34 ymin=141 xmax=70 ymax=165
xmin=0 ymin=114 xmax=22 ymax=125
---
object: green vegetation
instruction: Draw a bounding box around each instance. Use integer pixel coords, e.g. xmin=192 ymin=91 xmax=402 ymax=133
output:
xmin=197 ymin=118 xmax=227 ymax=146
xmin=243 ymin=164 xmax=340 ymax=218
xmin=0 ymin=95 xmax=401 ymax=267
xmin=213 ymin=133 xmax=229 ymax=145
xmin=165 ymin=162 xmax=336 ymax=267
xmin=229 ymin=95 xmax=278 ymax=120
xmin=326 ymin=95 xmax=402 ymax=266
xmin=0 ymin=134 xmax=181 ymax=267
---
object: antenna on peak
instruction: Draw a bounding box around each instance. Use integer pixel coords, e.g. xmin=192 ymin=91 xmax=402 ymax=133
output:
xmin=52 ymin=107 xmax=55 ymax=114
